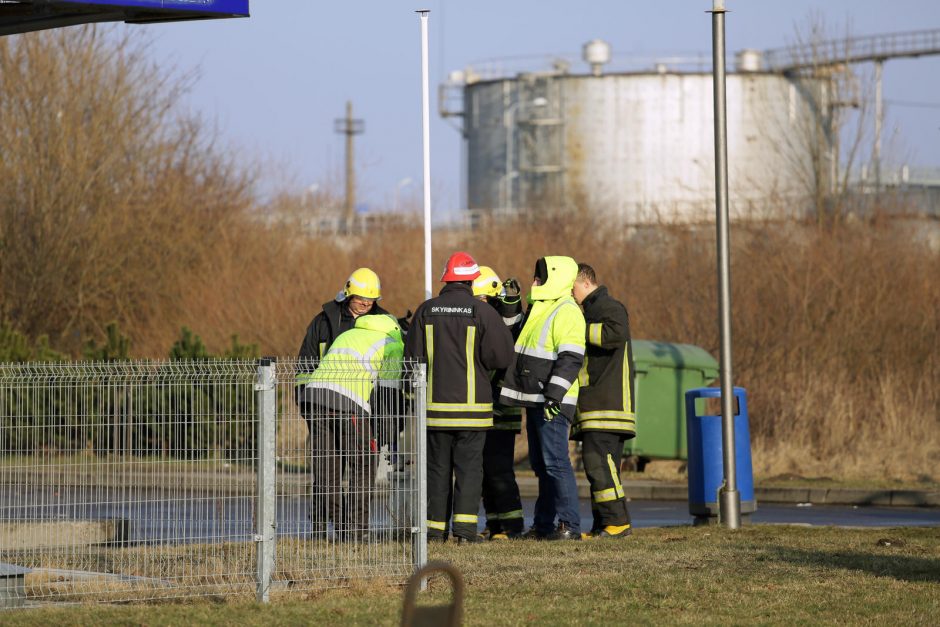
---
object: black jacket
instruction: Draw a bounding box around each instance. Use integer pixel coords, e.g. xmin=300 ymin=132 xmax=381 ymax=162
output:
xmin=572 ymin=286 xmax=636 ymax=440
xmin=298 ymin=299 xmax=391 ymax=362
xmin=490 ymin=295 xmax=525 ymax=432
xmin=405 ymin=283 xmax=514 ymax=430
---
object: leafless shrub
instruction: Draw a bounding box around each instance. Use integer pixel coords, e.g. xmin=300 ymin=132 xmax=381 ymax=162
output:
xmin=0 ymin=27 xmax=252 ymax=354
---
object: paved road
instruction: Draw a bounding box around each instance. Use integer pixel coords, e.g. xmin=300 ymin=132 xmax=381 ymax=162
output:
xmin=519 ymin=498 xmax=940 ymax=530
xmin=4 ymin=487 xmax=938 ymax=547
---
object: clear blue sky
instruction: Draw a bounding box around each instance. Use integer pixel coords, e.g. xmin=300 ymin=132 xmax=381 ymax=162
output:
xmin=122 ymin=0 xmax=940 ymax=217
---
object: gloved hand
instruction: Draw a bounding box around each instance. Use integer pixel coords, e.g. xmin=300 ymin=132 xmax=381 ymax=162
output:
xmin=544 ymin=399 xmax=562 ymax=421
xmin=397 ymin=309 xmax=413 ymax=334
xmin=501 ymin=278 xmax=522 ymax=305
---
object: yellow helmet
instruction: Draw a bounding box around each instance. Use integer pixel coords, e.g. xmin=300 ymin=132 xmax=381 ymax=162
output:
xmin=340 ymin=267 xmax=381 ymax=301
xmin=472 ymin=266 xmax=502 ymax=298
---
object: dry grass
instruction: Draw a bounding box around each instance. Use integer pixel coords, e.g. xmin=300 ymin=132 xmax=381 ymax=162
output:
xmin=4 ymin=526 xmax=939 ymax=625
xmin=154 ymin=209 xmax=939 ymax=483
xmin=10 ymin=538 xmax=415 ymax=605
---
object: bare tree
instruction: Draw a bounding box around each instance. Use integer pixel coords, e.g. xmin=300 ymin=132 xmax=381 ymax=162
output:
xmin=0 ymin=27 xmax=252 ymax=352
xmin=762 ymin=14 xmax=873 ymax=223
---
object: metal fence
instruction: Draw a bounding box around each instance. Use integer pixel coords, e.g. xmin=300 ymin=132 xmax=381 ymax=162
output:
xmin=0 ymin=358 xmax=427 ymax=608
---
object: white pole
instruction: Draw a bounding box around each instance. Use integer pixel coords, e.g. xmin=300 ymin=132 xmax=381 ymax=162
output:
xmin=418 ymin=10 xmax=432 ymax=301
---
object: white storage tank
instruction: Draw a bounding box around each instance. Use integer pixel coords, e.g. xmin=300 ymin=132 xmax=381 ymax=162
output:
xmin=456 ymin=45 xmax=832 ymax=223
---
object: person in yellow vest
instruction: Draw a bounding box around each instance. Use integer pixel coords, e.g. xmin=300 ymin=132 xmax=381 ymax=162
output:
xmin=303 ymin=313 xmax=404 ymax=542
xmin=404 ymin=252 xmax=514 ymax=544
xmin=472 ymin=266 xmax=526 ymax=540
xmin=297 ymin=267 xmax=389 ymax=423
xmin=572 ymin=263 xmax=635 ymax=538
xmin=500 ymin=256 xmax=586 ymax=541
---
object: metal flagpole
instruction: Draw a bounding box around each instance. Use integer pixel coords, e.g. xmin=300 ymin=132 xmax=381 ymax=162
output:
xmin=710 ymin=0 xmax=741 ymax=529
xmin=418 ymin=10 xmax=433 ymax=301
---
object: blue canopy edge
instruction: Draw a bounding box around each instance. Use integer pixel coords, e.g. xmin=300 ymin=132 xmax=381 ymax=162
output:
xmin=0 ymin=0 xmax=249 ymax=36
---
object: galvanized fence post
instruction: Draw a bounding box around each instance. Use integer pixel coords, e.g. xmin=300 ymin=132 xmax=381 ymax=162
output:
xmin=412 ymin=364 xmax=428 ymax=585
xmin=255 ymin=359 xmax=277 ymax=602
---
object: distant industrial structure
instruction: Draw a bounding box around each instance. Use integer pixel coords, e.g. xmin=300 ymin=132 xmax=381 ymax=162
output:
xmin=440 ymin=29 xmax=940 ymax=224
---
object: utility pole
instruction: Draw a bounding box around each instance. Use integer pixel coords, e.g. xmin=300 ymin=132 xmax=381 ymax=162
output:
xmin=334 ymin=101 xmax=364 ymax=234
xmin=710 ymin=0 xmax=741 ymax=530
xmin=874 ymin=59 xmax=884 ymax=191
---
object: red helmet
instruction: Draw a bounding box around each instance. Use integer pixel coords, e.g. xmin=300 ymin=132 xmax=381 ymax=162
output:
xmin=440 ymin=251 xmax=481 ymax=282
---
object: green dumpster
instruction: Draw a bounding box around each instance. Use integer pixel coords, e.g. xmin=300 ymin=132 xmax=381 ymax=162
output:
xmin=625 ymin=340 xmax=720 ymax=461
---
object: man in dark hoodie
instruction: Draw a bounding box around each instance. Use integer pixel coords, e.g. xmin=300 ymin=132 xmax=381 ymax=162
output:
xmin=405 ymin=251 xmax=514 ymax=543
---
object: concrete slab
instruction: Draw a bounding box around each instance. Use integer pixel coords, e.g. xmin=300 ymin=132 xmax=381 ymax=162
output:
xmin=824 ymin=489 xmax=893 ymax=506
xmin=0 ymin=563 xmax=29 ymax=609
xmin=624 ymin=485 xmax=654 ymax=500
xmin=757 ymin=487 xmax=811 ymax=503
xmin=517 ymin=478 xmax=939 ymax=508
xmin=891 ymin=490 xmax=940 ymax=507
xmin=649 ymin=485 xmax=688 ymax=501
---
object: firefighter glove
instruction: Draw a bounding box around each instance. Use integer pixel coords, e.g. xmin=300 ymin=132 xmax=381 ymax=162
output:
xmin=501 ymin=278 xmax=522 ymax=305
xmin=397 ymin=309 xmax=413 ymax=334
xmin=544 ymin=399 xmax=562 ymax=421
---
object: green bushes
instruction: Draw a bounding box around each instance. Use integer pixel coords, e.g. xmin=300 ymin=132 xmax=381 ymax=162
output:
xmin=1 ymin=325 xmax=261 ymax=460
xmin=0 ymin=322 xmax=65 ymax=362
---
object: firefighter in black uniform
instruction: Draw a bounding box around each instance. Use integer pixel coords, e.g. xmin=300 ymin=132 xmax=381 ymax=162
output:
xmin=472 ymin=267 xmax=526 ymax=540
xmin=405 ymin=252 xmax=514 ymax=543
xmin=296 ymin=268 xmax=390 ymax=529
xmin=571 ymin=263 xmax=636 ymax=538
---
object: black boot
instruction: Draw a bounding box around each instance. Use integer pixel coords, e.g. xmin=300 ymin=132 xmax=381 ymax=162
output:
xmin=543 ymin=523 xmax=582 ymax=541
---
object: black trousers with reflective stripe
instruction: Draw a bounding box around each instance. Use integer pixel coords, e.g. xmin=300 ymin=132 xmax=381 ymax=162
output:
xmin=582 ymin=431 xmax=632 ymax=528
xmin=427 ymin=430 xmax=486 ymax=540
xmin=482 ymin=429 xmax=523 ymax=534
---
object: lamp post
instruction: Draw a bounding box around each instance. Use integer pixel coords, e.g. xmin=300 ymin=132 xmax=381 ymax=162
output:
xmin=710 ymin=0 xmax=741 ymax=530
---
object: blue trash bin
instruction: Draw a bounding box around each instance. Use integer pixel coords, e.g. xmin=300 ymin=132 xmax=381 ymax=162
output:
xmin=685 ymin=386 xmax=756 ymax=523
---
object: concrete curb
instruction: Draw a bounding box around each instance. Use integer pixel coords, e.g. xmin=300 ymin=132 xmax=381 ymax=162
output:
xmin=515 ymin=477 xmax=940 ymax=507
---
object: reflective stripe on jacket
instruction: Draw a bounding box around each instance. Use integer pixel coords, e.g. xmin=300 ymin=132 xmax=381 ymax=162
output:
xmin=573 ymin=286 xmax=636 ymax=439
xmin=302 ymin=314 xmax=403 ymax=414
xmin=491 ymin=295 xmax=525 ymax=432
xmin=297 ymin=299 xmax=391 ymax=362
xmin=405 ymin=283 xmax=514 ymax=430
xmin=499 ymin=256 xmax=585 ymax=420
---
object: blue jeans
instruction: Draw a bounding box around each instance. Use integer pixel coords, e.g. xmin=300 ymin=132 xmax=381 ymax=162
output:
xmin=526 ymin=405 xmax=581 ymax=534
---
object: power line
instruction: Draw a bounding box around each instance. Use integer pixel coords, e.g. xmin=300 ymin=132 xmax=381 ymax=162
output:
xmin=884 ymin=98 xmax=940 ymax=109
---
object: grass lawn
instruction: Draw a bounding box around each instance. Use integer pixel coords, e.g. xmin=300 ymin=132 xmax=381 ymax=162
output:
xmin=4 ymin=526 xmax=939 ymax=626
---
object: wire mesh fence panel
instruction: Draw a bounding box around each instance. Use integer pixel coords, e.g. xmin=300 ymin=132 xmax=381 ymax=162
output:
xmin=0 ymin=358 xmax=426 ymax=608
xmin=0 ymin=360 xmax=260 ymax=605
xmin=273 ymin=358 xmax=424 ymax=593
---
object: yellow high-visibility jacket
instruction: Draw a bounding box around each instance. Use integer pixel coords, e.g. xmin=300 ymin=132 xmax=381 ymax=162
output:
xmin=499 ymin=256 xmax=586 ymax=420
